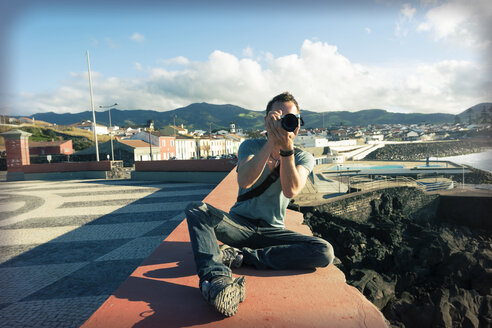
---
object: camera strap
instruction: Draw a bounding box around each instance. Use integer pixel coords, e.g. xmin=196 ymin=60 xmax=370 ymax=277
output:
xmin=236 ymin=148 xmax=301 ymax=203
xmin=236 ymin=165 xmax=280 ymax=202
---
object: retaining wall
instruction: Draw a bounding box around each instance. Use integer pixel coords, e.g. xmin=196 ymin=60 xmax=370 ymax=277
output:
xmin=308 ymin=186 xmax=439 ymax=223
xmin=132 ymin=158 xmax=237 ymax=183
xmin=134 ymin=158 xmax=237 ymax=172
xmin=6 ymin=161 xmax=115 ymax=181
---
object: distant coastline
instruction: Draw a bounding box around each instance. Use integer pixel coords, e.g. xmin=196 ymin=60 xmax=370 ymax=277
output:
xmin=364 ymin=139 xmax=492 ymax=183
xmin=435 ymin=148 xmax=492 ymax=172
xmin=365 ymin=139 xmax=491 ymax=162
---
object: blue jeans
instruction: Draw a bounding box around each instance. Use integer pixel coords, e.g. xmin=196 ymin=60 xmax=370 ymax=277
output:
xmin=185 ymin=201 xmax=335 ymax=284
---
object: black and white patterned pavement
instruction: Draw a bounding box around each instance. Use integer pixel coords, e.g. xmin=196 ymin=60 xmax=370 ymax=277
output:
xmin=0 ymin=179 xmax=214 ymax=327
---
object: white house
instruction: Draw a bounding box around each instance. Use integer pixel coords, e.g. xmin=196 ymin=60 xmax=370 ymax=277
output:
xmin=295 ymin=135 xmax=329 ymax=148
xmin=175 ymin=136 xmax=197 ymax=159
xmin=72 ymin=121 xmax=109 ymax=135
xmin=365 ymin=134 xmax=384 ymax=144
xmin=210 ymin=138 xmax=226 ymax=157
xmin=406 ymin=131 xmax=419 ymax=140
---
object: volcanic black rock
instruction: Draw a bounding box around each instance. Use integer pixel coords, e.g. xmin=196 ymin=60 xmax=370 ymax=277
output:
xmin=301 ymin=187 xmax=492 ymax=328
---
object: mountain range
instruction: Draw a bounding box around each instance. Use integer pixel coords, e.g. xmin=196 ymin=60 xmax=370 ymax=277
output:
xmin=20 ymin=102 xmax=492 ymax=131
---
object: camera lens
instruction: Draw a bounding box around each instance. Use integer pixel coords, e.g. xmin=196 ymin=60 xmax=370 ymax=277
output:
xmin=281 ymin=114 xmax=299 ymax=132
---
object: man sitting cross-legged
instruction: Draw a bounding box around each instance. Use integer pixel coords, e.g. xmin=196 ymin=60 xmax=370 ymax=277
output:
xmin=185 ymin=92 xmax=335 ymax=317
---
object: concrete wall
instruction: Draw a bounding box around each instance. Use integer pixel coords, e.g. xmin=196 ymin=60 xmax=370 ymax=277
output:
xmin=7 ymin=170 xmax=109 ymax=181
xmin=310 ymin=186 xmax=439 ymax=224
xmin=304 ymin=185 xmax=491 ymax=232
xmin=6 ymin=161 xmax=114 ymax=181
xmin=131 ymin=171 xmax=229 ymax=183
xmin=134 ymin=158 xmax=237 ymax=172
xmin=9 ymin=161 xmax=112 ymax=173
xmin=132 ymin=158 xmax=237 ymax=183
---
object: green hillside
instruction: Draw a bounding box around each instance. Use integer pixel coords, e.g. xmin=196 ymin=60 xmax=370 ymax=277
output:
xmin=20 ymin=102 xmax=468 ymax=131
xmin=456 ymin=103 xmax=492 ymax=124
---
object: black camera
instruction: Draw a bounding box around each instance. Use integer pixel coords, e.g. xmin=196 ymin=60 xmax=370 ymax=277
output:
xmin=281 ymin=114 xmax=304 ymax=132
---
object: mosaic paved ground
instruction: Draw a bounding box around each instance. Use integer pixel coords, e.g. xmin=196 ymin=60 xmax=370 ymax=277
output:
xmin=0 ymin=179 xmax=214 ymax=328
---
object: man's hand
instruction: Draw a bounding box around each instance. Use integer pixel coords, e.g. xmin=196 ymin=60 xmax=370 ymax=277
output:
xmin=265 ymin=110 xmax=298 ymax=151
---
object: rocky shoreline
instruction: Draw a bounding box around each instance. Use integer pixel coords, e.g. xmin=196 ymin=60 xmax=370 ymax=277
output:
xmin=365 ymin=140 xmax=489 ymax=161
xmin=301 ymin=187 xmax=492 ymax=328
xmin=444 ymin=167 xmax=492 ymax=185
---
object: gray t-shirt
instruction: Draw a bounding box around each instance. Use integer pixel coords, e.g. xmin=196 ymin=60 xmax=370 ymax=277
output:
xmin=229 ymin=139 xmax=315 ymax=228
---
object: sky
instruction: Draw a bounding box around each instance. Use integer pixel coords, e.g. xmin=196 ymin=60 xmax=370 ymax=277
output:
xmin=1 ymin=0 xmax=491 ymax=116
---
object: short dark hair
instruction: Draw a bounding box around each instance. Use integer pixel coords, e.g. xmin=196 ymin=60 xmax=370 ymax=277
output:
xmin=266 ymin=92 xmax=300 ymax=114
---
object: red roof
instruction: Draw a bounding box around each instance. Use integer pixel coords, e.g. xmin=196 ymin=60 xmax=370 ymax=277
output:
xmin=118 ymin=139 xmax=151 ymax=148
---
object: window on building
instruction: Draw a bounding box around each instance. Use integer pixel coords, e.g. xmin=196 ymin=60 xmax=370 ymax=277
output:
xmin=162 ymin=140 xmax=166 ymax=147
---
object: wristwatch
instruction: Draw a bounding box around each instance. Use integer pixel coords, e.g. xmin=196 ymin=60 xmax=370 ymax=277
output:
xmin=279 ymin=149 xmax=294 ymax=157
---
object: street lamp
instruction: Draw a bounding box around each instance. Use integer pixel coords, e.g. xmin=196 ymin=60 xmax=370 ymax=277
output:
xmin=86 ymin=50 xmax=99 ymax=161
xmin=147 ymin=120 xmax=154 ymax=161
xmin=173 ymin=115 xmax=177 ymax=137
xmin=99 ymin=103 xmax=118 ymax=161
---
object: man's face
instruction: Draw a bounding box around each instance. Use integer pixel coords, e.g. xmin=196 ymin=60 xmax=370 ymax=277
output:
xmin=270 ymin=101 xmax=298 ymax=116
xmin=264 ymin=101 xmax=300 ymax=133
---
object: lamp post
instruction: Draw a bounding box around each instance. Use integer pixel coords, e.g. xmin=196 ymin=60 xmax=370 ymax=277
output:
xmin=86 ymin=50 xmax=99 ymax=161
xmin=147 ymin=120 xmax=154 ymax=161
xmin=173 ymin=115 xmax=177 ymax=137
xmin=99 ymin=103 xmax=117 ymax=161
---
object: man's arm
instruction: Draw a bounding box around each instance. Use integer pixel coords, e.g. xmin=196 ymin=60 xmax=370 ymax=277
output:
xmin=263 ymin=108 xmax=310 ymax=198
xmin=237 ymin=141 xmax=273 ymax=189
xmin=279 ymin=155 xmax=310 ymax=199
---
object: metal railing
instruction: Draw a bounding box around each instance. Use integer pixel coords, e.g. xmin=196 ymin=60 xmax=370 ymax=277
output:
xmin=346 ymin=175 xmax=453 ymax=193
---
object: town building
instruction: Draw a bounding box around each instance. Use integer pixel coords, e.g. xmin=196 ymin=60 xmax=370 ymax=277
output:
xmin=72 ymin=121 xmax=109 ymax=135
xmin=29 ymin=140 xmax=74 ymax=156
xmin=73 ymin=139 xmax=160 ymax=165
xmin=160 ymin=125 xmax=188 ymax=136
xmin=127 ymin=131 xmax=176 ymax=160
xmin=295 ymin=135 xmax=330 ymax=148
xmin=118 ymin=139 xmax=160 ymax=161
xmin=175 ymin=135 xmax=197 ymax=159
xmin=159 ymin=136 xmax=176 ymax=160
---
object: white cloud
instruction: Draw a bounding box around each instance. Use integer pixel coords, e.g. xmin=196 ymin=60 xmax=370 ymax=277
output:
xmin=242 ymin=46 xmax=254 ymax=57
xmin=5 ymin=40 xmax=491 ymax=116
xmin=365 ymin=27 xmax=371 ymax=34
xmin=134 ymin=62 xmax=142 ymax=71
xmin=417 ymin=0 xmax=492 ymax=49
xmin=159 ymin=56 xmax=190 ymax=66
xmin=401 ymin=3 xmax=417 ymax=21
xmin=130 ymin=32 xmax=145 ymax=42
xmin=395 ymin=3 xmax=417 ymax=37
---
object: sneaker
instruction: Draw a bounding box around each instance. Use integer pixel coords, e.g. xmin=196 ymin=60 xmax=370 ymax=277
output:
xmin=220 ymin=244 xmax=243 ymax=268
xmin=200 ymin=275 xmax=246 ymax=317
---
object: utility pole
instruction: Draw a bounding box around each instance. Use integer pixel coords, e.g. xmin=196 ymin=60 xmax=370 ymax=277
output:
xmin=86 ymin=50 xmax=99 ymax=161
xmin=173 ymin=115 xmax=177 ymax=137
xmin=99 ymin=103 xmax=117 ymax=161
xmin=147 ymin=120 xmax=154 ymax=161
